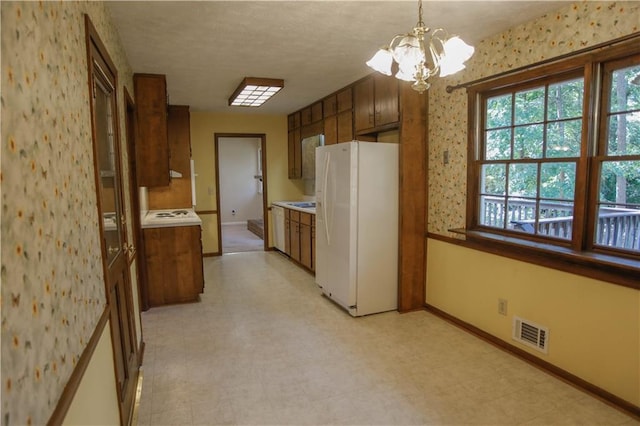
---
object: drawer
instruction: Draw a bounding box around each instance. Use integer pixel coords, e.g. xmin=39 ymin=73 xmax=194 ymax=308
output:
xmin=300 ymin=212 xmax=312 ymax=225
xmin=290 ymin=209 xmax=300 ymax=222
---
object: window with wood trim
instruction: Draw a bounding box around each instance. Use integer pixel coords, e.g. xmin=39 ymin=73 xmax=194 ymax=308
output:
xmin=468 ymin=41 xmax=640 ymax=261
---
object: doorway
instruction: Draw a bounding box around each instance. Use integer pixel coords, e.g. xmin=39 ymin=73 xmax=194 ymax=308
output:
xmin=215 ymin=133 xmax=269 ymax=253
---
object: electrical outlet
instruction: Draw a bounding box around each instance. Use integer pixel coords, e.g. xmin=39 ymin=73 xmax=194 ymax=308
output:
xmin=443 ymin=149 xmax=449 ymax=165
xmin=498 ymin=298 xmax=508 ymax=316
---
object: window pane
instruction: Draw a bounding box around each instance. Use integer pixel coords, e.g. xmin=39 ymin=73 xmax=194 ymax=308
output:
xmin=479 ymin=195 xmax=506 ymax=228
xmin=540 ymin=162 xmax=576 ymax=200
xmin=514 ymin=124 xmax=543 ymax=159
xmin=599 ymin=160 xmax=640 ymax=204
xmin=507 ymin=198 xmax=536 ymax=233
xmin=508 ymin=163 xmax=538 ymax=197
xmin=607 ymin=112 xmax=640 ymax=156
xmin=485 ymin=128 xmax=511 ymax=160
xmin=486 ymin=94 xmax=512 ymax=129
xmin=609 ymin=65 xmax=640 ymax=113
xmin=515 ymin=87 xmax=545 ymax=124
xmin=595 ymin=205 xmax=640 ymax=252
xmin=481 ymin=164 xmax=506 ymax=194
xmin=538 ymin=201 xmax=574 ymax=240
xmin=547 ymin=78 xmax=584 ymax=120
xmin=547 ymin=119 xmax=582 ymax=158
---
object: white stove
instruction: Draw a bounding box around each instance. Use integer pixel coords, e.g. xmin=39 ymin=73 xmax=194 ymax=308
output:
xmin=142 ymin=208 xmax=202 ymax=228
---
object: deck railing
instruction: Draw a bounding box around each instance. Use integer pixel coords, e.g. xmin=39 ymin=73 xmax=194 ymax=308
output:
xmin=480 ymin=196 xmax=640 ymax=251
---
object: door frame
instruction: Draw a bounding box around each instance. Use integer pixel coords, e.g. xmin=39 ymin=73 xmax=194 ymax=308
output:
xmin=85 ymin=15 xmax=139 ymax=426
xmin=214 ymin=133 xmax=269 ymax=253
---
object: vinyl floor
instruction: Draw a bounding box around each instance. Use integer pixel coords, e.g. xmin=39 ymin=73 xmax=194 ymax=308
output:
xmin=221 ymin=223 xmax=264 ymax=253
xmin=135 ymin=252 xmax=637 ymax=425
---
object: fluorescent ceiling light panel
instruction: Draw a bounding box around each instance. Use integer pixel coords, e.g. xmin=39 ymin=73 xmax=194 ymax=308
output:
xmin=229 ymin=77 xmax=284 ymax=107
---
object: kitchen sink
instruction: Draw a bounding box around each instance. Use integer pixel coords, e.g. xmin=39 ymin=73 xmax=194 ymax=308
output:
xmin=289 ymin=202 xmax=316 ymax=208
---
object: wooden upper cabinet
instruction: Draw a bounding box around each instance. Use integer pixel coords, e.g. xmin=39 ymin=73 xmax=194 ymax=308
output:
xmin=324 ymin=87 xmax=353 ymax=144
xmin=311 ymin=102 xmax=323 ymax=123
xmin=300 ymin=106 xmax=312 ymax=126
xmin=301 ymin=121 xmax=323 ymax=139
xmin=167 ymin=105 xmax=190 ymax=176
xmin=336 ymin=87 xmax=353 ymax=112
xmin=148 ymin=105 xmax=192 ymax=209
xmin=288 ymin=128 xmax=302 ymax=179
xmin=287 ymin=113 xmax=296 ymax=129
xmin=337 ymin=110 xmax=353 ymax=143
xmin=374 ymin=74 xmax=399 ymax=127
xmin=354 ymin=77 xmax=375 ymax=133
xmin=134 ymin=73 xmax=170 ymax=187
xmin=354 ymin=75 xmax=399 ymax=134
xmin=287 ymin=111 xmax=302 ymax=179
xmin=323 ymin=115 xmax=338 ymax=145
xmin=323 ymin=95 xmax=337 ymax=117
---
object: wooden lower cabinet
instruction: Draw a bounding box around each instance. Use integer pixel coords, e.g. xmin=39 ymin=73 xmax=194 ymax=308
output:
xmin=290 ymin=210 xmax=301 ymax=263
xmin=143 ymin=225 xmax=204 ymax=307
xmin=299 ymin=213 xmax=312 ymax=269
xmin=283 ymin=208 xmax=315 ymax=272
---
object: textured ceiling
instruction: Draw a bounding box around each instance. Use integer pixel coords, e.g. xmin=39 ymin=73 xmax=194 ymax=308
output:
xmin=106 ymin=1 xmax=570 ymax=114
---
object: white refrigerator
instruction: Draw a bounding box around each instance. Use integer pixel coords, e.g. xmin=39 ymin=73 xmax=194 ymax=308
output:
xmin=315 ymin=141 xmax=399 ymax=317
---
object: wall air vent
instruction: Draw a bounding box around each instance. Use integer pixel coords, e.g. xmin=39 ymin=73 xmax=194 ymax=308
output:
xmin=513 ymin=316 xmax=549 ymax=354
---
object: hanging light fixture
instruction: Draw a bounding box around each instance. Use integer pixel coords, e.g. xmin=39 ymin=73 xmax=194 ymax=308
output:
xmin=366 ymin=0 xmax=474 ymax=93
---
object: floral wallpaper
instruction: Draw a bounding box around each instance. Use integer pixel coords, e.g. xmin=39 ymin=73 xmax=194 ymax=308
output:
xmin=428 ymin=1 xmax=640 ymax=236
xmin=1 ymin=2 xmax=134 ymax=425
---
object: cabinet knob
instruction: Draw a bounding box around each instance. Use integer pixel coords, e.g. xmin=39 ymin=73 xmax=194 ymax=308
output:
xmin=108 ymin=246 xmax=119 ymax=254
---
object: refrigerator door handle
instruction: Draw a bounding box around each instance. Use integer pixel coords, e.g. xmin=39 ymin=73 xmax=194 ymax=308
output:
xmin=322 ymin=152 xmax=331 ymax=245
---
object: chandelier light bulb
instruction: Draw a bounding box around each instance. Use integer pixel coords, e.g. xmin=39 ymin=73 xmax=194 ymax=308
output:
xmin=366 ymin=48 xmax=394 ymax=76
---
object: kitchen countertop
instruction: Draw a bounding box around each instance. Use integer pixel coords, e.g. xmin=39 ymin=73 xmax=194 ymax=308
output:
xmin=141 ymin=208 xmax=202 ymax=229
xmin=272 ymin=201 xmax=316 ymax=214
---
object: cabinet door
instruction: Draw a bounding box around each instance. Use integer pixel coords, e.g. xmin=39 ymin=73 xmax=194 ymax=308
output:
xmin=287 ymin=129 xmax=301 ymax=179
xmin=134 ymin=74 xmax=169 ymax=187
xmin=291 ymin=221 xmax=300 ymax=262
xmin=192 ymin=226 xmax=204 ymax=293
xmin=374 ymin=75 xmax=399 ymax=127
xmin=323 ymin=95 xmax=337 ymax=117
xmin=300 ymin=223 xmax=312 ymax=269
xmin=301 ymin=121 xmax=323 ymax=139
xmin=354 ymin=77 xmax=375 ymax=133
xmin=311 ymin=102 xmax=323 ymax=123
xmin=300 ymin=106 xmax=312 ymax=126
xmin=143 ymin=226 xmax=202 ymax=306
xmin=148 ymin=105 xmax=193 ymax=209
xmin=323 ymin=115 xmax=338 ymax=145
xmin=336 ymin=87 xmax=353 ymax=112
xmin=337 ymin=110 xmax=353 ymax=143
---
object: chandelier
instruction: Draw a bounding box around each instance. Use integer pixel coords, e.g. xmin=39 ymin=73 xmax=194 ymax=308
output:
xmin=366 ymin=0 xmax=474 ymax=93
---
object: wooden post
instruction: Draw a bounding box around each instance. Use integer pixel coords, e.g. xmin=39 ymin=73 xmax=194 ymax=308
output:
xmin=397 ymin=84 xmax=428 ymax=312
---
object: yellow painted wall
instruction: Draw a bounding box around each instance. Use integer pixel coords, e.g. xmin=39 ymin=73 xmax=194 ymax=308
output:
xmin=190 ymin=112 xmax=304 ymax=253
xmin=426 ymin=238 xmax=640 ymax=406
xmin=63 ymin=322 xmax=120 ymax=426
xmin=424 ymin=2 xmax=640 ymax=409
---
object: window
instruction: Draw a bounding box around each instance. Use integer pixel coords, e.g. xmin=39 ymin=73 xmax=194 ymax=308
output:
xmin=468 ymin=40 xmax=640 ymax=268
